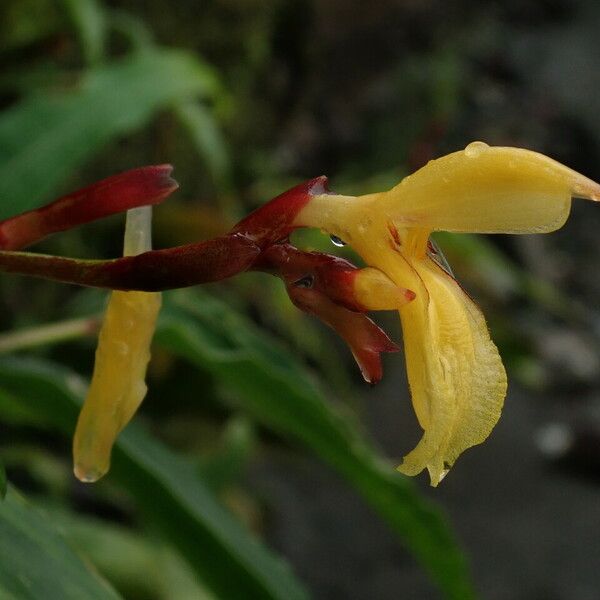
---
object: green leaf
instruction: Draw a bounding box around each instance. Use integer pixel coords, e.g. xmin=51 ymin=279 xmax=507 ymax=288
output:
xmin=0 ymin=486 xmax=120 ymax=599
xmin=156 ymin=290 xmax=475 ymax=600
xmin=199 ymin=416 xmax=256 ymax=492
xmin=174 ymin=100 xmax=232 ymax=192
xmin=60 ymin=0 xmax=107 ymax=65
xmin=0 ymin=48 xmax=219 ymax=219
xmin=48 ymin=509 xmax=214 ymax=600
xmin=0 ymin=464 xmax=5 ymax=500
xmin=0 ymin=358 xmax=308 ymax=600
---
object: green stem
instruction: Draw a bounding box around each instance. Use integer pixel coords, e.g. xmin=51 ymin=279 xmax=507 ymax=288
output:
xmin=0 ymin=317 xmax=100 ymax=354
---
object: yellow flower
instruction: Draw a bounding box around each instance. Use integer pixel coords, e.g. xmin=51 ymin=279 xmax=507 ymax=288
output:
xmin=73 ymin=207 xmax=161 ymax=482
xmin=294 ymin=141 xmax=600 ymax=486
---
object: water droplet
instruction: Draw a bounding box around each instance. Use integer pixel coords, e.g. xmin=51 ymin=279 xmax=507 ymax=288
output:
xmin=74 ymin=464 xmax=104 ymax=483
xmin=464 ymin=141 xmax=489 ymax=158
xmin=330 ymin=235 xmax=346 ymax=247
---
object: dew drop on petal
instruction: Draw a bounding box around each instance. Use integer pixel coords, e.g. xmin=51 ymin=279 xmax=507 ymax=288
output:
xmin=74 ymin=464 xmax=104 ymax=483
xmin=464 ymin=141 xmax=489 ymax=158
xmin=330 ymin=234 xmax=346 ymax=247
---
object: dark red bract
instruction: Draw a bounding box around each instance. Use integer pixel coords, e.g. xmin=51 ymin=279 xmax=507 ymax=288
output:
xmin=0 ymin=168 xmax=399 ymax=382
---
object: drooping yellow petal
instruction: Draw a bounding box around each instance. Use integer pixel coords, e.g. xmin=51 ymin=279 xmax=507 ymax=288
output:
xmin=321 ymin=222 xmax=507 ymax=486
xmin=397 ymin=255 xmax=507 ymax=486
xmin=347 ymin=226 xmax=507 ymax=486
xmin=374 ymin=142 xmax=600 ymax=234
xmin=73 ymin=207 xmax=161 ymax=482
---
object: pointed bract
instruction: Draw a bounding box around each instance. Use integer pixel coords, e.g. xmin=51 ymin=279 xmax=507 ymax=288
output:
xmin=0 ymin=165 xmax=178 ymax=250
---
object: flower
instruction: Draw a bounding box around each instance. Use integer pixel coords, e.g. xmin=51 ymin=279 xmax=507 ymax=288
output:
xmin=292 ymin=141 xmax=600 ymax=485
xmin=0 ymin=165 xmax=176 ymax=483
xmin=73 ymin=207 xmax=161 ymax=482
xmin=2 ymin=146 xmax=599 ymax=486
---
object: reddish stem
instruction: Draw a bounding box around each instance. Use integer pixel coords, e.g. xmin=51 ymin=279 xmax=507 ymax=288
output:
xmin=0 ymin=234 xmax=260 ymax=291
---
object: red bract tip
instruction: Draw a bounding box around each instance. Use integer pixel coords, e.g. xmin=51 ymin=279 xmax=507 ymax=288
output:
xmin=288 ymin=285 xmax=399 ymax=384
xmin=232 ymin=177 xmax=329 ymax=248
xmin=0 ymin=165 xmax=178 ymax=250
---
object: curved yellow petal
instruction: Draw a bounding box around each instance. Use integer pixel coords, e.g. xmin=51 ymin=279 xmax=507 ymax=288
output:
xmin=73 ymin=208 xmax=160 ymax=482
xmin=372 ymin=142 xmax=600 ymax=234
xmin=397 ymin=256 xmax=507 ymax=486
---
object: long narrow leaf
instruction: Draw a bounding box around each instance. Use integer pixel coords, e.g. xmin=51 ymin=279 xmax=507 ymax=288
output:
xmin=0 ymin=486 xmax=120 ymax=599
xmin=0 ymin=358 xmax=309 ymax=600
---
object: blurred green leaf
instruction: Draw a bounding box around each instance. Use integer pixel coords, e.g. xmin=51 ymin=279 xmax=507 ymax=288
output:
xmin=199 ymin=416 xmax=256 ymax=492
xmin=0 ymin=358 xmax=309 ymax=600
xmin=157 ymin=290 xmax=475 ymax=600
xmin=0 ymin=486 xmax=120 ymax=599
xmin=0 ymin=465 xmax=6 ymax=500
xmin=60 ymin=0 xmax=106 ymax=65
xmin=434 ymin=232 xmax=575 ymax=320
xmin=175 ymin=100 xmax=232 ymax=192
xmin=0 ymin=0 xmax=61 ymax=53
xmin=0 ymin=47 xmax=219 ymax=218
xmin=49 ymin=509 xmax=213 ymax=600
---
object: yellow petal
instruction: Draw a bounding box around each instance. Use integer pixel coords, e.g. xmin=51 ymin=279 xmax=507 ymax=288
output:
xmin=397 ymin=256 xmax=507 ymax=486
xmin=73 ymin=290 xmax=160 ymax=481
xmin=372 ymin=142 xmax=600 ymax=234
xmin=296 ymin=143 xmax=600 ymax=238
xmin=73 ymin=207 xmax=160 ymax=482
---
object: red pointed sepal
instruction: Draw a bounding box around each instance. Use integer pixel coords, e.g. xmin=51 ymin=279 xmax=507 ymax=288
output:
xmin=288 ymin=284 xmax=399 ymax=384
xmin=232 ymin=177 xmax=329 ymax=247
xmin=0 ymin=165 xmax=178 ymax=250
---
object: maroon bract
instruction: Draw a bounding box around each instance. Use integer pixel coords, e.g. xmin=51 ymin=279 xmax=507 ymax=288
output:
xmin=255 ymin=243 xmax=362 ymax=311
xmin=288 ymin=285 xmax=399 ymax=384
xmin=232 ymin=177 xmax=328 ymax=247
xmin=0 ymin=171 xmax=400 ymax=383
xmin=0 ymin=165 xmax=177 ymax=250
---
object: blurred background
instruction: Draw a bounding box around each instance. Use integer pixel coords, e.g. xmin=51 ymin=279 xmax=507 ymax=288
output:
xmin=1 ymin=1 xmax=600 ymax=599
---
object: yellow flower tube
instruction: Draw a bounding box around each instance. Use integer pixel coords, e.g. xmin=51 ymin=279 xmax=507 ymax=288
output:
xmin=294 ymin=142 xmax=600 ymax=486
xmin=73 ymin=207 xmax=161 ymax=482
